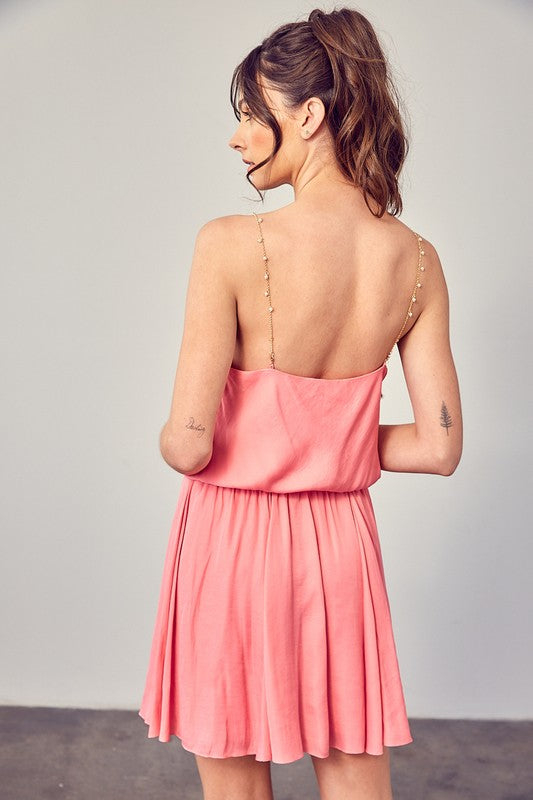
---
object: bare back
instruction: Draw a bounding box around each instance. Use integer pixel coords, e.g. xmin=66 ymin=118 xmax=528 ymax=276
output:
xmin=231 ymin=203 xmax=428 ymax=380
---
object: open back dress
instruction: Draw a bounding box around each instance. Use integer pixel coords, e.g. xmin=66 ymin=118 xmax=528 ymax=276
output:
xmin=138 ymin=211 xmax=424 ymax=764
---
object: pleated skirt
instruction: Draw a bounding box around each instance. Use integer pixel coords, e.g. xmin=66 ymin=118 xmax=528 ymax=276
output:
xmin=138 ymin=476 xmax=413 ymax=764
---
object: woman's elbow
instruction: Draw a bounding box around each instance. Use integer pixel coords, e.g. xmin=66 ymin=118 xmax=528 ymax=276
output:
xmin=159 ymin=427 xmax=212 ymax=475
xmin=435 ymin=443 xmax=463 ymax=476
xmin=160 ymin=447 xmax=212 ymax=475
xmin=181 ymin=448 xmax=213 ymax=475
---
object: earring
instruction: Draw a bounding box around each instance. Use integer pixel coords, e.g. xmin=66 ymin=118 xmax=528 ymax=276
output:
xmin=304 ymin=129 xmax=310 ymax=136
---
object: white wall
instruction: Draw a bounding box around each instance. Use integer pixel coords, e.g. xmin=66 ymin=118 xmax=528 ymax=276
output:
xmin=0 ymin=0 xmax=531 ymax=717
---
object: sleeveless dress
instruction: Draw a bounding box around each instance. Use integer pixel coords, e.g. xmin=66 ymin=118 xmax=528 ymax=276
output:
xmin=138 ymin=214 xmax=424 ymax=764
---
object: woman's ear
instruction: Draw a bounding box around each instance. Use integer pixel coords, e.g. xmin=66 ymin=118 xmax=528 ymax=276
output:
xmin=300 ymin=97 xmax=325 ymax=138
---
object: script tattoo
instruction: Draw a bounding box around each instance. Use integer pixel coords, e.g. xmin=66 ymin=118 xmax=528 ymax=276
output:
xmin=440 ymin=401 xmax=453 ymax=435
xmin=185 ymin=417 xmax=206 ymax=438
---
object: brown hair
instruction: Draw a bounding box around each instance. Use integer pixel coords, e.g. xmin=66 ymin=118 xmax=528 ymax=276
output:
xmin=230 ymin=6 xmax=410 ymax=218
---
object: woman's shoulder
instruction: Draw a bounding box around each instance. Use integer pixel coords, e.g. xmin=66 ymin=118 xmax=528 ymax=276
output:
xmin=195 ymin=209 xmax=442 ymax=278
xmin=196 ymin=213 xmax=251 ymax=237
xmin=191 ymin=214 xmax=256 ymax=263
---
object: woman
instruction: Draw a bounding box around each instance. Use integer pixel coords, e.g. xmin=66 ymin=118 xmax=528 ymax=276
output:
xmin=139 ymin=7 xmax=463 ymax=799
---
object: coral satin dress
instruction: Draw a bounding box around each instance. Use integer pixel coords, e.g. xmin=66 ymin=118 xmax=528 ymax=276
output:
xmin=138 ymin=213 xmax=422 ymax=764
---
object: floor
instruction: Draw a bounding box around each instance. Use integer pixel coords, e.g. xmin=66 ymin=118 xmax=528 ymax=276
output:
xmin=1 ymin=708 xmax=532 ymax=799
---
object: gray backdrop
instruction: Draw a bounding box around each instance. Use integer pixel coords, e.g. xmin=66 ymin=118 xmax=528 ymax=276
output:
xmin=1 ymin=0 xmax=531 ymax=719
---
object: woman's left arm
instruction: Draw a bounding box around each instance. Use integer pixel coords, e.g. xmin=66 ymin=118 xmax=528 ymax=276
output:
xmin=159 ymin=216 xmax=238 ymax=475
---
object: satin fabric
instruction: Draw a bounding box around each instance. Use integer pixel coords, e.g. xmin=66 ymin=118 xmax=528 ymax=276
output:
xmin=138 ymin=363 xmax=413 ymax=763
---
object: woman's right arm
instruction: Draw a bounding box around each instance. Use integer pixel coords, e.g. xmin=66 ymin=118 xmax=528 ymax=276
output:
xmin=378 ymin=239 xmax=463 ymax=476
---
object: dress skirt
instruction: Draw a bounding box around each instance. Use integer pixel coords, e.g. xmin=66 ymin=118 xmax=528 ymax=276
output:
xmin=138 ymin=476 xmax=413 ymax=764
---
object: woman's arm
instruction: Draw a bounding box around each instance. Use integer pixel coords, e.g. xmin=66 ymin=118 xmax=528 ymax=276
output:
xmin=159 ymin=217 xmax=238 ymax=475
xmin=378 ymin=239 xmax=463 ymax=476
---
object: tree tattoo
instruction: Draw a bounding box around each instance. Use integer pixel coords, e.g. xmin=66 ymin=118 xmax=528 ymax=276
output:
xmin=440 ymin=401 xmax=453 ymax=435
xmin=185 ymin=417 xmax=206 ymax=438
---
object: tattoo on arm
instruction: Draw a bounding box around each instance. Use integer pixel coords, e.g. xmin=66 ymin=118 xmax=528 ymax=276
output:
xmin=185 ymin=417 xmax=206 ymax=438
xmin=440 ymin=401 xmax=453 ymax=435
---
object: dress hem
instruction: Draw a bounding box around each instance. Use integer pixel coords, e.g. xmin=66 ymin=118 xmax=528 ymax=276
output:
xmin=138 ymin=710 xmax=414 ymax=764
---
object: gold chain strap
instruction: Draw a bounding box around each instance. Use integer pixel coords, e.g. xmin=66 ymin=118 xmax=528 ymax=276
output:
xmin=252 ymin=212 xmax=425 ymax=370
xmin=252 ymin=211 xmax=276 ymax=369
xmin=384 ymin=231 xmax=425 ymax=363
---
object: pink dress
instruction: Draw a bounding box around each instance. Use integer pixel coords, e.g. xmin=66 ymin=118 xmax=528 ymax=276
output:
xmin=138 ymin=362 xmax=413 ymax=763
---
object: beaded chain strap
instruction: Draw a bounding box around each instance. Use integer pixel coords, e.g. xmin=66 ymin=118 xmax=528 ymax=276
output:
xmin=251 ymin=211 xmax=426 ymax=369
xmin=252 ymin=211 xmax=276 ymax=369
xmin=384 ymin=231 xmax=426 ymax=363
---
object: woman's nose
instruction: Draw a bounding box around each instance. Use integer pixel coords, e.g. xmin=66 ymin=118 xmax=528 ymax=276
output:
xmin=228 ymin=124 xmax=246 ymax=151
